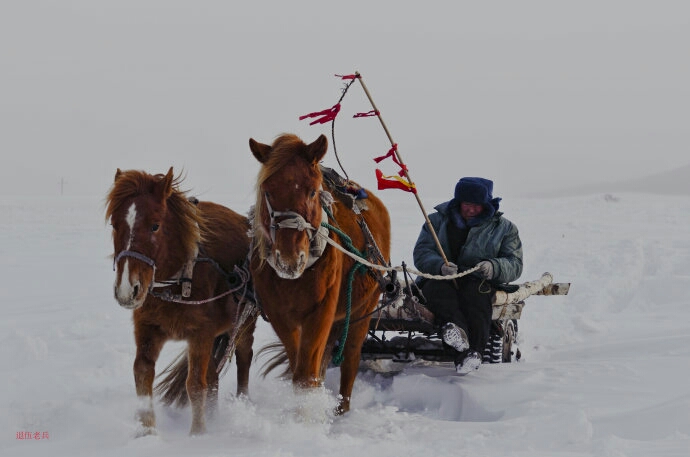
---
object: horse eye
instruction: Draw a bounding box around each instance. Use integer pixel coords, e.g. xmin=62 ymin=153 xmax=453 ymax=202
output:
xmin=310 ymin=190 xmax=317 ymax=198
xmin=151 ymin=223 xmax=160 ymax=232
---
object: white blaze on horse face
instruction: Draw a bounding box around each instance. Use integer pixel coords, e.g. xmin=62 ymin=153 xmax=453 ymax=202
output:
xmin=114 ymin=203 xmax=143 ymax=308
xmin=126 ymin=203 xmax=137 ymax=249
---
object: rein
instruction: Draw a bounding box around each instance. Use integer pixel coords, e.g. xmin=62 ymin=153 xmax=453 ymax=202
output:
xmin=149 ymin=263 xmax=251 ymax=305
xmin=315 ymin=232 xmax=480 ymax=281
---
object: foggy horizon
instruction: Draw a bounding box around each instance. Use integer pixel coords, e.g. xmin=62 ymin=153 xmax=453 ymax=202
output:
xmin=2 ymin=1 xmax=688 ymax=198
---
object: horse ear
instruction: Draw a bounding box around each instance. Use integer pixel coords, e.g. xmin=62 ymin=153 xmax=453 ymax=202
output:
xmin=114 ymin=168 xmax=123 ymax=182
xmin=160 ymin=167 xmax=175 ymax=199
xmin=304 ymin=134 xmax=328 ymax=164
xmin=249 ymin=138 xmax=272 ymax=163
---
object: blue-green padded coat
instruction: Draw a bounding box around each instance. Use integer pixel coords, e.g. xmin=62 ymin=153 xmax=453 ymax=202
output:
xmin=413 ymin=201 xmax=523 ymax=285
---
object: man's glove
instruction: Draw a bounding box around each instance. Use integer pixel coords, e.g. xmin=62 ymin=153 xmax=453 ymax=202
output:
xmin=476 ymin=260 xmax=494 ymax=279
xmin=441 ymin=262 xmax=458 ymax=276
xmin=440 ymin=262 xmax=458 ymax=276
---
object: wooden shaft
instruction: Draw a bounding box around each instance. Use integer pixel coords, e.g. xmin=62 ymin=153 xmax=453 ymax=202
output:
xmin=355 ymin=71 xmax=450 ymax=267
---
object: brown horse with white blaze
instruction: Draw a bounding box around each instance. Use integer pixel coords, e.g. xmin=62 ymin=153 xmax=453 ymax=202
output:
xmin=106 ymin=168 xmax=257 ymax=435
xmin=249 ymin=133 xmax=391 ymax=415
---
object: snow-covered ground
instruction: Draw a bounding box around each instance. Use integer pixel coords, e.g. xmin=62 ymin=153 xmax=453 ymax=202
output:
xmin=1 ymin=189 xmax=689 ymax=457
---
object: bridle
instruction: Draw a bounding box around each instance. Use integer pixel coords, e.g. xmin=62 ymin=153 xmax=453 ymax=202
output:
xmin=261 ymin=192 xmax=331 ymax=269
xmin=113 ymin=249 xmax=157 ymax=278
xmin=263 ymin=193 xmax=319 ymax=244
xmin=113 ymin=248 xmax=250 ymax=305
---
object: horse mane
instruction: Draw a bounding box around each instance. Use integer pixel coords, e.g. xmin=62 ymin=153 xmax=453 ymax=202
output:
xmin=105 ymin=169 xmax=204 ymax=262
xmin=251 ymin=133 xmax=322 ymax=261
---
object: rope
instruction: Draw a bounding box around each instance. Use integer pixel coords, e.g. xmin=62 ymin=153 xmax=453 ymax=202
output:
xmin=331 ymin=261 xmax=366 ymax=366
xmin=316 ymin=225 xmax=480 ymax=281
xmin=330 ymin=76 xmax=359 ymax=181
xmin=321 ymin=222 xmax=366 ymax=259
xmin=319 ymin=221 xmax=368 ymax=366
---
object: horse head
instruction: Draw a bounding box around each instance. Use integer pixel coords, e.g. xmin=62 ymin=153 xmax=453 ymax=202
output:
xmin=249 ymin=134 xmax=328 ymax=279
xmin=106 ymin=167 xmax=199 ymax=309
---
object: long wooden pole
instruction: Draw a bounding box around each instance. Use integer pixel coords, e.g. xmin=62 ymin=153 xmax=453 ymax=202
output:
xmin=354 ymin=71 xmax=452 ymax=268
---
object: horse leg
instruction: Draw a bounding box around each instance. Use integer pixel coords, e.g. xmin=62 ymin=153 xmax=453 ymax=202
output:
xmin=186 ymin=338 xmax=214 ymax=435
xmin=334 ymin=317 xmax=372 ymax=415
xmin=133 ymin=328 xmax=165 ymax=434
xmin=320 ymin=336 xmax=336 ymax=381
xmin=205 ymin=351 xmax=219 ymax=421
xmin=293 ymin=313 xmax=334 ymax=389
xmin=235 ymin=318 xmax=257 ymax=397
xmin=319 ymin=322 xmax=345 ymax=381
xmin=267 ymin=314 xmax=300 ymax=375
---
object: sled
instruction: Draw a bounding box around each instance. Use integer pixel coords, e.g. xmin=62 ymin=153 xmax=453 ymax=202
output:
xmin=361 ymin=272 xmax=570 ymax=367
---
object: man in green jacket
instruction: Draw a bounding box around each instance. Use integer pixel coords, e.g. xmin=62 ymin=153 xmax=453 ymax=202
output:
xmin=413 ymin=177 xmax=523 ymax=374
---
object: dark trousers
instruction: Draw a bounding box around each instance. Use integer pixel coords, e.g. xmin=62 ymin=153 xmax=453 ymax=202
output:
xmin=421 ymin=276 xmax=494 ymax=354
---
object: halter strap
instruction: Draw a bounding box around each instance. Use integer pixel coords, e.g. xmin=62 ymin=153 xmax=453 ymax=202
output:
xmin=264 ymin=194 xmax=318 ymax=243
xmin=113 ymin=248 xmax=188 ymax=294
xmin=113 ymin=250 xmax=156 ymax=270
xmin=114 ymin=247 xmax=251 ymax=305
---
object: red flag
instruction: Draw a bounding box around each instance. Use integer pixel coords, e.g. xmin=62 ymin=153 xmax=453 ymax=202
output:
xmin=375 ymin=169 xmax=417 ymax=193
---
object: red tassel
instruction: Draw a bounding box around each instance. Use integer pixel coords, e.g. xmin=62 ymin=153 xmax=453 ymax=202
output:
xmin=373 ymin=144 xmax=408 ymax=177
xmin=299 ymin=103 xmax=341 ymax=125
xmin=373 ymin=144 xmax=398 ymax=163
xmin=353 ymin=110 xmax=379 ymax=118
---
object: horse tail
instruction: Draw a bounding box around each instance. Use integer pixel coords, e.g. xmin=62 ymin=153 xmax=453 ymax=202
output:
xmin=154 ymin=349 xmax=189 ymax=407
xmin=154 ymin=333 xmax=231 ymax=407
xmin=257 ymin=341 xmax=291 ymax=378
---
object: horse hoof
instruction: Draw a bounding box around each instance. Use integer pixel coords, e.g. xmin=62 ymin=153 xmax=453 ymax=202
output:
xmin=189 ymin=427 xmax=206 ymax=436
xmin=334 ymin=403 xmax=350 ymax=416
xmin=134 ymin=425 xmax=158 ymax=438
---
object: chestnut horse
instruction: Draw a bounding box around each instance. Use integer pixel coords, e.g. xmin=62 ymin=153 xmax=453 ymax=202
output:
xmin=249 ymin=133 xmax=391 ymax=415
xmin=106 ymin=168 xmax=257 ymax=435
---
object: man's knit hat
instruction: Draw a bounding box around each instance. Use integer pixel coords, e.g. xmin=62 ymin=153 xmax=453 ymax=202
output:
xmin=451 ymin=177 xmax=502 ymax=224
xmin=454 ymin=177 xmax=494 ymax=204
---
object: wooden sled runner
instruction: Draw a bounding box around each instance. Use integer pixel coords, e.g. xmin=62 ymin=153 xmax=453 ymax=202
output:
xmin=361 ymin=272 xmax=570 ymax=366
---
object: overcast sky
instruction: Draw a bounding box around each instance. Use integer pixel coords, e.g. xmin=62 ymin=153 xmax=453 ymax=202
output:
xmin=2 ymin=1 xmax=688 ymax=199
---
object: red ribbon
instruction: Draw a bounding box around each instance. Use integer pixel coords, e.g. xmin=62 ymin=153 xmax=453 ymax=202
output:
xmin=299 ymin=103 xmax=341 ymax=125
xmin=373 ymin=144 xmax=398 ymax=164
xmin=353 ymin=110 xmax=379 ymax=118
xmin=336 ymin=74 xmax=360 ymax=80
xmin=373 ymin=144 xmax=408 ymax=175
